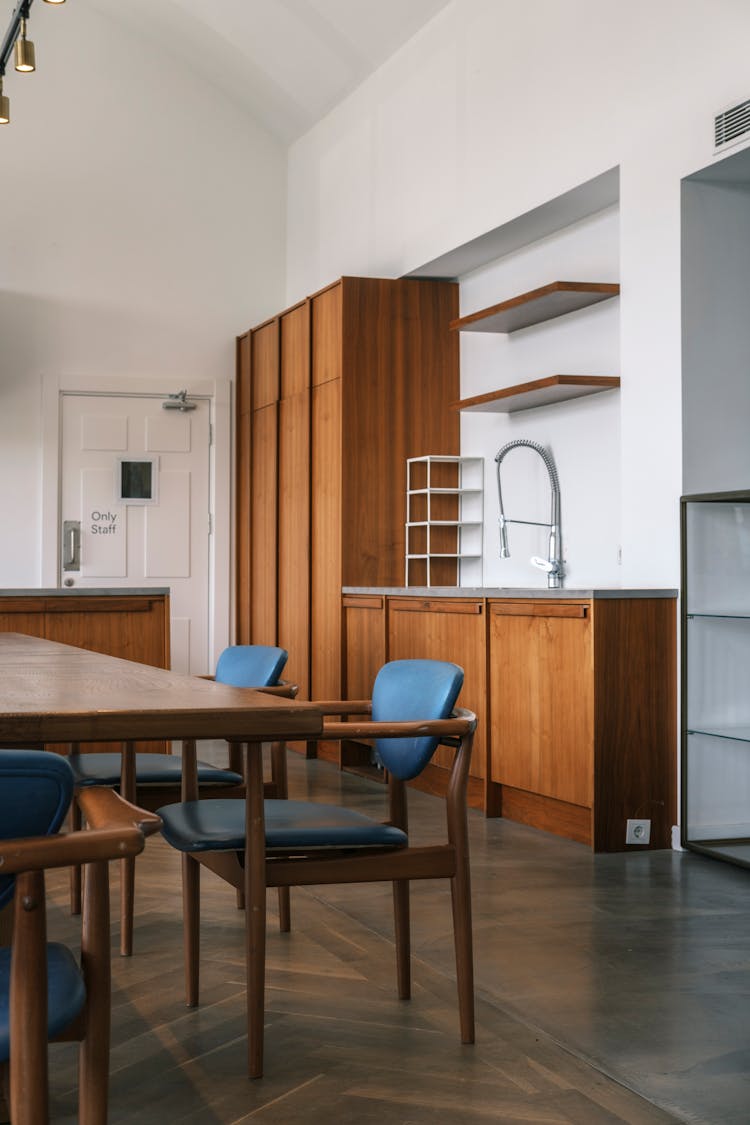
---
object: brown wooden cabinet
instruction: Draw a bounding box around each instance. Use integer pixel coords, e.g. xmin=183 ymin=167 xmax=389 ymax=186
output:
xmin=487 ymin=596 xmax=676 ymax=850
xmin=236 ymin=276 xmax=460 ymax=724
xmin=0 ymin=590 xmax=171 ymax=752
xmin=388 ymin=596 xmax=487 ymax=781
xmin=341 ymin=590 xmax=676 ymax=850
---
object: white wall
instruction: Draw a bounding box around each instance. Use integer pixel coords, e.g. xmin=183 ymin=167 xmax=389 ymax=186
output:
xmin=0 ymin=0 xmax=287 ymax=587
xmin=287 ymin=0 xmax=750 ymax=590
xmin=458 ymin=208 xmax=620 ymax=589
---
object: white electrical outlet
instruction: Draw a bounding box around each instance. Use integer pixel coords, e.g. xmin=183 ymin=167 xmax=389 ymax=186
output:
xmin=626 ymin=818 xmax=651 ymax=845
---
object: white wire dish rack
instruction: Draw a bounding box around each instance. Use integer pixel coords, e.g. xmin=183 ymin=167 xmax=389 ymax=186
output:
xmin=405 ymin=456 xmax=484 ymax=587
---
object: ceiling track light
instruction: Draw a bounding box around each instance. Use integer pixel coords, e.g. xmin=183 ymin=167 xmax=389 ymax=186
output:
xmin=15 ymin=16 xmax=35 ymax=73
xmin=0 ymin=0 xmax=65 ymax=123
xmin=0 ymin=77 xmax=9 ymax=125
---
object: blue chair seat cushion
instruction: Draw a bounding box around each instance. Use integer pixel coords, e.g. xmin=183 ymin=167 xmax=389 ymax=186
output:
xmin=68 ymin=753 xmax=242 ymax=787
xmin=0 ymin=943 xmax=86 ymax=1062
xmin=158 ymin=798 xmax=408 ymax=853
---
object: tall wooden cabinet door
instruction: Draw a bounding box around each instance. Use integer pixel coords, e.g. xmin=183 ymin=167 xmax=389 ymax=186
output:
xmin=277 ymin=303 xmax=311 ymax=698
xmin=489 ymin=601 xmax=594 ymax=807
xmin=387 ymin=597 xmax=486 ymax=778
xmin=235 ymin=332 xmax=252 ymax=643
xmin=249 ymin=403 xmax=278 ymax=646
xmin=251 ymin=320 xmax=279 ymax=410
xmin=311 ymin=378 xmax=342 ymax=699
xmin=311 ymin=282 xmax=342 ymax=386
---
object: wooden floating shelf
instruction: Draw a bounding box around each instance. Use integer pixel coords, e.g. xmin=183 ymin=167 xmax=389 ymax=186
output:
xmin=450 ymin=281 xmax=620 ymax=334
xmin=452 ymin=375 xmax=621 ymax=414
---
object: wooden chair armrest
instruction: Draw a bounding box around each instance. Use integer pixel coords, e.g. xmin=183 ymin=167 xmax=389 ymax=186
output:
xmin=257 ymin=681 xmax=298 ymax=699
xmin=314 ymin=700 xmax=372 ymax=717
xmin=321 ymin=709 xmax=476 ymax=742
xmin=0 ymin=788 xmax=160 ymax=875
xmin=77 ymin=786 xmax=163 ymax=837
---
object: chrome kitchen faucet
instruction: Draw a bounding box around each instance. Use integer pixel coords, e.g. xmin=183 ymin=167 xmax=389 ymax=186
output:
xmin=494 ymin=439 xmax=563 ymax=589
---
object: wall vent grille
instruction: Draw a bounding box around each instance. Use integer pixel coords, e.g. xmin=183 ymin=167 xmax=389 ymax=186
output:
xmin=715 ymin=97 xmax=750 ymax=152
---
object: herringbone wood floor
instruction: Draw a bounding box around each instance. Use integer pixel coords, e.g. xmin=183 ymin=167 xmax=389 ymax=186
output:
xmin=35 ymin=751 xmax=690 ymax=1125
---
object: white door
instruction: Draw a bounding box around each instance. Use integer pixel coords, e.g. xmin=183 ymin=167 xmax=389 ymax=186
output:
xmin=60 ymin=392 xmax=212 ymax=674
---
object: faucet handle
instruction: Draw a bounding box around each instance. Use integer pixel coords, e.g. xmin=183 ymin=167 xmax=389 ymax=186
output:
xmin=531 ymin=556 xmax=558 ymax=574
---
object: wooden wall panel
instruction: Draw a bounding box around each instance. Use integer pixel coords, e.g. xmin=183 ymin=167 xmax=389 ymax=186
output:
xmin=310 ymin=378 xmax=342 ymax=700
xmin=250 ymin=404 xmax=278 ymax=646
xmin=489 ymin=601 xmax=593 ymax=807
xmin=388 ymin=597 xmax=486 ymax=778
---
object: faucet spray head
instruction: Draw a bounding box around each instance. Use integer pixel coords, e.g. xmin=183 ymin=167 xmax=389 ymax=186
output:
xmin=498 ymin=514 xmax=510 ymax=558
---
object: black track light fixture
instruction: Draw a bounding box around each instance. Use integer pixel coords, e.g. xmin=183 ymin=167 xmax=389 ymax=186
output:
xmin=0 ymin=0 xmax=65 ymax=124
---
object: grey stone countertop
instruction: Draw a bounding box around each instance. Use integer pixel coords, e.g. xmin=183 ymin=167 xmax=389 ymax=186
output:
xmin=0 ymin=588 xmax=170 ymax=597
xmin=343 ymin=586 xmax=677 ymax=599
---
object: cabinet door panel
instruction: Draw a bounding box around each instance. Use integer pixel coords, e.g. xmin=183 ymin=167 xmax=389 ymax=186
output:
xmin=388 ymin=597 xmax=486 ymax=777
xmin=250 ymin=404 xmax=278 ymax=646
xmin=281 ymin=303 xmax=310 ymax=399
xmin=489 ymin=602 xmax=593 ymax=806
xmin=311 ymin=284 xmax=342 ymax=387
xmin=343 ymin=595 xmax=385 ymax=700
xmin=311 ymin=379 xmax=342 ymax=699
xmin=251 ymin=321 xmax=279 ymax=410
xmin=277 ymin=391 xmax=310 ymax=698
xmin=235 ymin=333 xmax=252 ymax=642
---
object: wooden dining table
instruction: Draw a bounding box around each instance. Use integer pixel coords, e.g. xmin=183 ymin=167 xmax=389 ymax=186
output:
xmin=0 ymin=631 xmax=323 ymax=1077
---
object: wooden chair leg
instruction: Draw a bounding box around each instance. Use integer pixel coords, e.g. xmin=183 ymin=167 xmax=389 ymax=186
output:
xmin=79 ymin=859 xmax=110 ymax=1125
xmin=119 ymin=743 xmax=137 ymax=957
xmin=119 ymin=856 xmax=135 ymax=958
xmin=230 ymin=742 xmax=246 ymax=911
xmin=0 ymin=1062 xmax=9 ymax=1125
xmin=244 ymin=745 xmax=266 ymax=1079
xmin=183 ymin=853 xmax=200 ymax=1008
xmin=270 ymin=741 xmax=291 ymax=932
xmin=70 ymin=798 xmax=83 ymax=916
xmin=450 ymin=859 xmax=475 ymax=1045
xmin=393 ymin=878 xmax=411 ymax=1000
xmin=10 ymin=871 xmax=49 ymax=1125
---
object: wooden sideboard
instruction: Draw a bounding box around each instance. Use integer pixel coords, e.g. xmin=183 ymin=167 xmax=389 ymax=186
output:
xmin=342 ymin=590 xmax=677 ymax=852
xmin=0 ymin=589 xmax=170 ymax=751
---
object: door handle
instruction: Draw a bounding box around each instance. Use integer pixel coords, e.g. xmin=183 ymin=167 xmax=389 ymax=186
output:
xmin=62 ymin=520 xmax=81 ymax=571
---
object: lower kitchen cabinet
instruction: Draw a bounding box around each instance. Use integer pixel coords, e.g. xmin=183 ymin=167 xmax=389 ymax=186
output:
xmin=0 ymin=589 xmax=171 ymax=753
xmin=488 ymin=596 xmax=677 ymax=850
xmin=341 ymin=590 xmax=677 ymax=850
xmin=387 ymin=596 xmax=487 ymax=781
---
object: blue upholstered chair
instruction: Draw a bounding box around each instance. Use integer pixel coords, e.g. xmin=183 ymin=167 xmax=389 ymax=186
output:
xmin=159 ymin=659 xmax=477 ymax=1077
xmin=0 ymin=750 xmax=159 ymax=1125
xmin=68 ymin=644 xmax=291 ymax=955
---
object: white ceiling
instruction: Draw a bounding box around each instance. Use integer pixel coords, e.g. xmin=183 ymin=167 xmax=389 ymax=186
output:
xmin=82 ymin=0 xmax=452 ymax=143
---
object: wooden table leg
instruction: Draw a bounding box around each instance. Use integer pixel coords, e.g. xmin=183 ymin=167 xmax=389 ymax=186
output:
xmin=244 ymin=742 xmax=266 ymax=1079
xmin=120 ymin=742 xmax=137 ymax=957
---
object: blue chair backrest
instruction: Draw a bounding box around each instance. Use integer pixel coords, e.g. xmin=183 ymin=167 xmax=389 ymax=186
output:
xmin=371 ymin=659 xmax=464 ymax=781
xmin=0 ymin=751 xmax=74 ymax=909
xmin=214 ymin=645 xmax=288 ymax=688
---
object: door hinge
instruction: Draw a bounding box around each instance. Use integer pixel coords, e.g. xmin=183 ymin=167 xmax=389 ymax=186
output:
xmin=208 ymin=513 xmax=213 ymax=536
xmin=209 ymin=423 xmax=214 ymax=446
